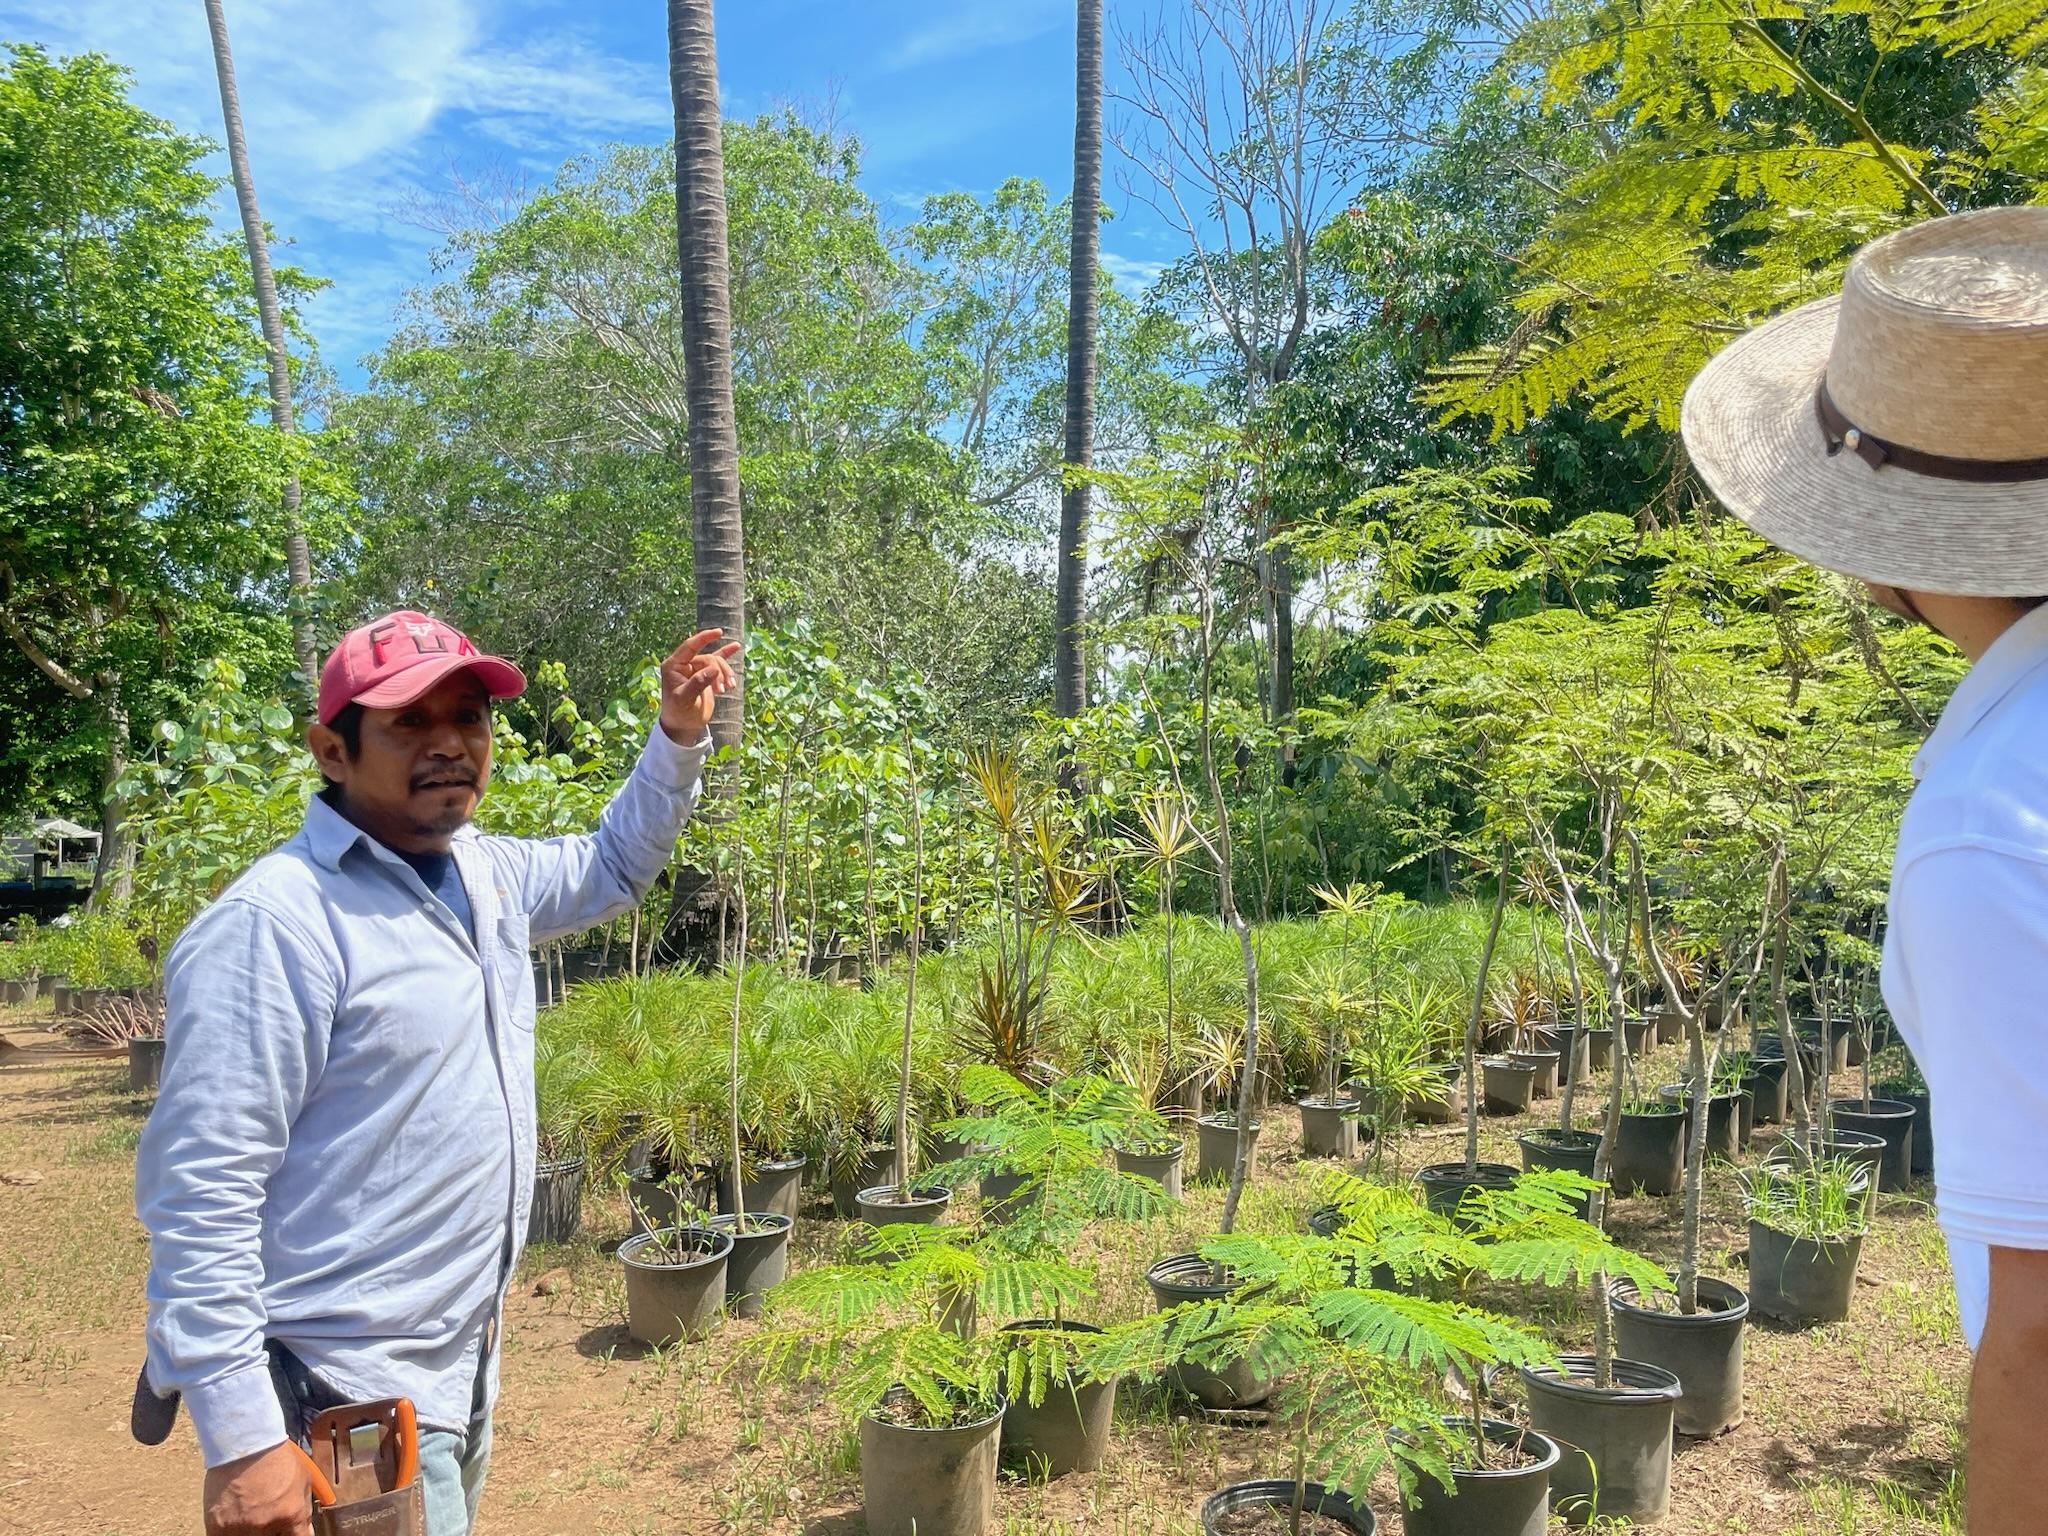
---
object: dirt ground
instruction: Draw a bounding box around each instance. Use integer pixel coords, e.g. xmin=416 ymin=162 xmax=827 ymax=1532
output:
xmin=0 ymin=1000 xmax=1969 ymax=1535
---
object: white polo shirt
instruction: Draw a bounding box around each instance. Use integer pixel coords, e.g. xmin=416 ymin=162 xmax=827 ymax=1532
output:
xmin=1883 ymin=601 xmax=2048 ymax=1349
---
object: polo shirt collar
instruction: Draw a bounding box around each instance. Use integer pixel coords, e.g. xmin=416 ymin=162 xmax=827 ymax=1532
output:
xmin=1913 ymin=601 xmax=2048 ymax=781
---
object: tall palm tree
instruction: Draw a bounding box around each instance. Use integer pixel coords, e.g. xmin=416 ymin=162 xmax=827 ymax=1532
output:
xmin=204 ymin=0 xmax=317 ymax=689
xmin=1054 ymin=0 xmax=1103 ymax=719
xmin=666 ymin=0 xmax=746 ymax=752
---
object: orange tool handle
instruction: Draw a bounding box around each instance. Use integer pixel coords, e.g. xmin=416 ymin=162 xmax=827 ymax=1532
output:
xmin=393 ymin=1398 xmax=419 ymax=1490
xmin=289 ymin=1442 xmax=338 ymax=1509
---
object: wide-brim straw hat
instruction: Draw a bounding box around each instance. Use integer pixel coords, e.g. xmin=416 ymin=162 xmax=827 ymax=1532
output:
xmin=1682 ymin=206 xmax=2048 ymax=596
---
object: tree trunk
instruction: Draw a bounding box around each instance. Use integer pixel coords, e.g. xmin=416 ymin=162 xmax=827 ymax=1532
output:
xmin=1464 ymin=848 xmax=1512 ymax=1177
xmin=1054 ymin=0 xmax=1101 ymax=719
xmin=667 ymin=0 xmax=746 ymax=753
xmin=90 ymin=676 xmax=133 ymax=906
xmin=1271 ymin=544 xmax=1295 ymax=786
xmin=204 ymin=0 xmax=317 ymax=690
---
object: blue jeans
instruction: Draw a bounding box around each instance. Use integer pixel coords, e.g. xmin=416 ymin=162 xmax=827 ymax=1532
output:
xmin=268 ymin=1341 xmax=494 ymax=1536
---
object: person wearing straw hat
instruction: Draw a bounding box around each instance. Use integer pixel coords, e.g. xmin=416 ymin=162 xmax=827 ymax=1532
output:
xmin=1684 ymin=205 xmax=2048 ymax=1530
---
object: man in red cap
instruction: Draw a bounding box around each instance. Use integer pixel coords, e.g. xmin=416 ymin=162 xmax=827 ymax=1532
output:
xmin=134 ymin=614 xmax=738 ymax=1536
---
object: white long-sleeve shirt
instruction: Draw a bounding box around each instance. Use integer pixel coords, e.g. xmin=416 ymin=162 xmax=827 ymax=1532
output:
xmin=136 ymin=725 xmax=709 ymax=1466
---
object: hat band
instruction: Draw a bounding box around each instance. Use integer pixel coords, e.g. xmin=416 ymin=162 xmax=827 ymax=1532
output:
xmin=1817 ymin=383 xmax=2048 ymax=483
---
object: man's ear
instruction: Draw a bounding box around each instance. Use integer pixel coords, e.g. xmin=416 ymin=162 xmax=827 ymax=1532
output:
xmin=305 ymin=723 xmax=348 ymax=786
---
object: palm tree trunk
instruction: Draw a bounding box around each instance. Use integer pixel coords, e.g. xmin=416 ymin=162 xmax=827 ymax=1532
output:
xmin=1053 ymin=0 xmax=1102 ymax=718
xmin=666 ymin=0 xmax=746 ymax=752
xmin=204 ymin=0 xmax=317 ymax=690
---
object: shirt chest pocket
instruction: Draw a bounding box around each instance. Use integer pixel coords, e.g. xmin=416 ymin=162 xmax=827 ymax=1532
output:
xmin=495 ymin=907 xmax=537 ymax=1027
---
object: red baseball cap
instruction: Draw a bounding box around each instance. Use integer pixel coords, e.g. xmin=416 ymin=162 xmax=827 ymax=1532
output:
xmin=316 ymin=610 xmax=526 ymax=725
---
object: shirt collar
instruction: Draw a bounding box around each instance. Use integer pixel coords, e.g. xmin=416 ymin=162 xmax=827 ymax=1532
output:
xmin=301 ymin=792 xmax=480 ymax=873
xmin=1913 ymin=601 xmax=2048 ymax=781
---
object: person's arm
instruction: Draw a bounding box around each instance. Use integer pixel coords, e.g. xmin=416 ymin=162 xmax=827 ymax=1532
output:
xmin=135 ymin=898 xmax=335 ymax=1532
xmin=1973 ymin=1247 xmax=2048 ymax=1534
xmin=508 ymin=631 xmax=736 ymax=942
xmin=1888 ymin=844 xmax=2048 ymax=1534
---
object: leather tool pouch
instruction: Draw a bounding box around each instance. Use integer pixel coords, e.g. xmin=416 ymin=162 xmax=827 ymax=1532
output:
xmin=305 ymin=1399 xmax=426 ymax=1536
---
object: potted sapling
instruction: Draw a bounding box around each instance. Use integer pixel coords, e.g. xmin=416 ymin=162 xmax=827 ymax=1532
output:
xmin=616 ymin=1174 xmax=732 ymax=1348
xmin=1105 ymin=1041 xmax=1188 ymax=1198
xmin=1126 ymin=793 xmax=1205 ymax=1117
xmin=1189 ymin=1019 xmax=1261 ymax=1185
xmin=931 ymin=1065 xmax=1174 ymax=1476
xmin=1740 ymin=1152 xmax=1870 ymax=1326
xmin=1451 ymin=1170 xmax=1682 ymax=1527
xmin=1349 ymin=980 xmax=1454 ymax=1178
xmin=1285 ymin=954 xmax=1366 ymax=1160
xmin=1093 ymin=1223 xmax=1556 ymax=1536
xmin=1417 ymin=851 xmax=1521 ymax=1218
xmin=707 ymin=876 xmax=794 ymax=1318
xmin=746 ymin=1220 xmax=1087 ymax=1536
xmin=857 ymin=740 xmax=952 ymax=1228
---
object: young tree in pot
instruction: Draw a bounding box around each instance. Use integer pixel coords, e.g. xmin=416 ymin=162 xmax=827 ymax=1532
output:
xmin=1285 ymin=954 xmax=1366 ymax=1160
xmin=745 ymin=1221 xmax=1088 ymax=1536
xmin=867 ymin=733 xmax=943 ymax=1221
xmin=1092 ymin=1223 xmax=1556 ymax=1536
xmin=929 ymin=1065 xmax=1174 ymax=1476
xmin=1126 ymin=792 xmax=1203 ymax=1117
xmin=1417 ymin=844 xmax=1519 ymax=1217
xmin=1740 ymin=1153 xmax=1869 ymax=1326
xmin=530 ymin=1028 xmax=590 ymax=1247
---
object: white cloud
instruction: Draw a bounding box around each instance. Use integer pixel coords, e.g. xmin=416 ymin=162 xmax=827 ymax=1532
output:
xmin=1101 ymin=251 xmax=1167 ymax=294
xmin=884 ymin=0 xmax=1068 ymax=71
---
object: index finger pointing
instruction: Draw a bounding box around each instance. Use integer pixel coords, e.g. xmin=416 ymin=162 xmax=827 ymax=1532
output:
xmin=666 ymin=629 xmax=725 ymax=666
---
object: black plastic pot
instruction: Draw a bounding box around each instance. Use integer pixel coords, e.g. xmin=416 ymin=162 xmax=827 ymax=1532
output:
xmin=1764 ymin=1128 xmax=1884 ymax=1205
xmin=626 ymin=1170 xmax=717 ymax=1234
xmin=1506 ymin=1049 xmax=1561 ymax=1100
xmin=1416 ymin=1161 xmax=1520 ymax=1220
xmin=724 ymin=1153 xmax=805 ymax=1222
xmin=1195 ymin=1114 xmax=1259 ymax=1184
xmin=37 ymin=972 xmax=64 ymax=1000
xmin=856 ymin=1184 xmax=953 ymax=1228
xmin=1516 ymin=1129 xmax=1601 ymax=1220
xmin=1743 ymin=1056 xmax=1789 ymax=1126
xmin=707 ymin=1212 xmax=793 ymax=1319
xmin=0 ymin=977 xmax=27 ymax=1006
xmin=1546 ymin=1025 xmax=1593 ymax=1086
xmin=1202 ymin=1480 xmax=1376 ymax=1535
xmin=1610 ymin=1275 xmax=1748 ymax=1437
xmin=1657 ymin=1084 xmax=1744 ymax=1159
xmin=1481 ymin=1056 xmax=1537 ymax=1115
xmin=1748 ymin=1218 xmax=1864 ymax=1325
xmin=1299 ymin=1096 xmax=1362 ymax=1158
xmin=1620 ymin=1018 xmax=1651 ymax=1057
xmin=997 ymin=1320 xmax=1115 ymax=1477
xmin=1650 ymin=1008 xmax=1684 ymax=1046
xmin=832 ymin=1145 xmax=897 ymax=1219
xmin=528 ymin=1156 xmax=585 ymax=1246
xmin=860 ymin=1388 xmax=1005 ymax=1536
xmin=1145 ymin=1254 xmax=1273 ymax=1409
xmin=1584 ymin=1028 xmax=1613 ymax=1072
xmin=1796 ymin=1022 xmax=1852 ymax=1075
xmin=1827 ymin=1097 xmax=1915 ymax=1192
xmin=618 ymin=1226 xmax=731 ymax=1346
xmin=1115 ymin=1141 xmax=1185 ymax=1200
xmin=979 ymin=1169 xmax=1041 ymax=1224
xmin=127 ymin=1036 xmax=165 ymax=1093
xmin=1604 ymin=1108 xmax=1685 ymax=1196
xmin=51 ymin=983 xmax=72 ymax=1016
xmin=1400 ymin=1418 xmax=1561 ymax=1536
xmin=1406 ymin=1065 xmax=1461 ymax=1124
xmin=1875 ymin=1082 xmax=1933 ymax=1176
xmin=1521 ymin=1354 xmax=1681 ymax=1526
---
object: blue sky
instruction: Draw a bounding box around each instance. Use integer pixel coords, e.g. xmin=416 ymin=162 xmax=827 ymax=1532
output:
xmin=0 ymin=0 xmax=1177 ymax=386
